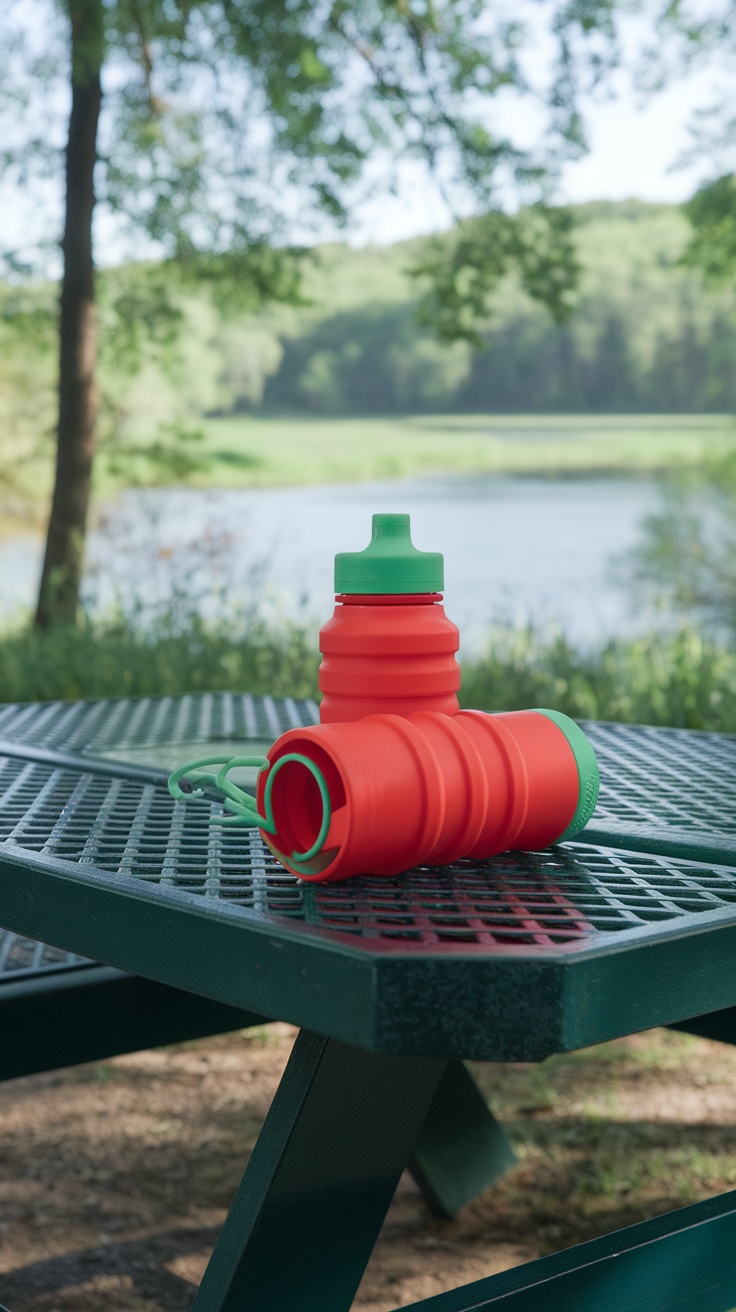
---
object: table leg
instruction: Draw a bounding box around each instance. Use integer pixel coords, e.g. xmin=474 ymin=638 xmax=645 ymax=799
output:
xmin=409 ymin=1060 xmax=516 ymax=1219
xmin=191 ymin=1029 xmax=446 ymax=1312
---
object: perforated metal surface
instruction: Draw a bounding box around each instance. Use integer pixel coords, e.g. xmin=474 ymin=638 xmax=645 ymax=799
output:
xmin=0 ymin=695 xmax=322 ymax=984
xmin=0 ymin=693 xmax=319 ymax=756
xmin=0 ymin=928 xmax=90 ymax=980
xmin=1 ymin=695 xmax=734 ymax=838
xmin=3 ymin=749 xmax=736 ymax=957
xmin=584 ymin=720 xmax=736 ymax=836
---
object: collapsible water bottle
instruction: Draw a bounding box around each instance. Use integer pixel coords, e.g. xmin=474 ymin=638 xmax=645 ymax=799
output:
xmin=168 ymin=512 xmax=600 ymax=883
xmin=318 ymin=514 xmax=461 ymax=723
xmin=254 ymin=708 xmax=599 ymax=881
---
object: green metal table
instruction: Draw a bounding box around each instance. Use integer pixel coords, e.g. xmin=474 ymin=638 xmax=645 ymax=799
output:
xmin=2 ymin=694 xmax=736 ymax=1310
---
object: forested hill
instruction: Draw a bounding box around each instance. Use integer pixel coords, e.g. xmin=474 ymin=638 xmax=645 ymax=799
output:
xmin=212 ymin=200 xmax=736 ymax=416
xmin=3 ymin=201 xmax=736 ymax=434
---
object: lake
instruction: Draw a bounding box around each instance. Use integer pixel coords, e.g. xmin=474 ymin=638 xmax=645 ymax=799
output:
xmin=0 ymin=472 xmax=665 ymax=652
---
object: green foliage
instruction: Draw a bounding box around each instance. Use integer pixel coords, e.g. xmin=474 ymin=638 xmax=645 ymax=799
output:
xmin=1 ymin=0 xmax=622 ymax=604
xmin=412 ymin=205 xmax=580 ymax=345
xmin=621 ymin=452 xmax=736 ymax=637
xmin=260 ymin=203 xmax=736 ymax=414
xmin=2 ymin=202 xmax=736 ymax=482
xmin=2 ymin=608 xmax=735 ymax=733
xmin=683 ymin=175 xmax=736 ymax=284
xmin=0 ymin=281 xmax=57 ymax=500
xmin=0 ymin=611 xmax=320 ymax=703
xmin=98 ymin=264 xmax=184 ymax=375
xmin=2 ymin=0 xmax=591 ymax=278
xmin=105 ymin=420 xmax=212 ymax=484
xmin=264 ymin=303 xmax=471 ymax=413
xmin=456 ymin=200 xmax=736 ymax=412
xmin=459 ymin=625 xmax=736 ymax=732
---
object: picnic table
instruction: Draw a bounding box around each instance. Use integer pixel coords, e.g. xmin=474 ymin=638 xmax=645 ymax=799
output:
xmin=2 ymin=692 xmax=736 ymax=1311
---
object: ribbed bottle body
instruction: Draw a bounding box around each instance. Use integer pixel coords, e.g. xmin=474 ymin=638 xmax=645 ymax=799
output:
xmin=257 ymin=709 xmax=584 ymax=881
xmin=318 ymin=593 xmax=461 ymax=723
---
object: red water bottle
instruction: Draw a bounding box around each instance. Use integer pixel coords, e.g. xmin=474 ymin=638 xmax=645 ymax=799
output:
xmin=256 ymin=708 xmax=599 ymax=881
xmin=169 ymin=514 xmax=602 ymax=882
xmin=318 ymin=514 xmax=461 ymax=723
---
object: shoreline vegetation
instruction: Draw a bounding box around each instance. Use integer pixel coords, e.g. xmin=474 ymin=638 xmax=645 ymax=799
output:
xmin=169 ymin=412 xmax=736 ymax=491
xmin=1 ymin=414 xmax=735 ymax=526
xmin=2 ymin=411 xmax=734 ymax=729
xmin=2 ymin=612 xmax=734 ymax=734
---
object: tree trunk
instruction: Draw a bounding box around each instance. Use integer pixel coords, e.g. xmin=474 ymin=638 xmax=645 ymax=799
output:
xmin=35 ymin=1 xmax=104 ymax=628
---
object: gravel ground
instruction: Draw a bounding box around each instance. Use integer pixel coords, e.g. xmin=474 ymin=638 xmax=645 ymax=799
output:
xmin=2 ymin=1024 xmax=736 ymax=1311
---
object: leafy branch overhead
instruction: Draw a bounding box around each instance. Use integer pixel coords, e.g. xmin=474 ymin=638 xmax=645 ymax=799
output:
xmin=683 ymin=175 xmax=736 ymax=284
xmin=3 ymin=0 xmax=594 ymax=284
xmin=7 ymin=0 xmax=728 ymax=628
xmin=412 ymin=205 xmax=580 ymax=345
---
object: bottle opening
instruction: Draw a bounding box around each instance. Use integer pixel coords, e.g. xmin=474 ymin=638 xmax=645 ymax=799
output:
xmin=269 ymin=757 xmax=325 ymax=856
xmin=265 ymin=741 xmax=346 ymax=865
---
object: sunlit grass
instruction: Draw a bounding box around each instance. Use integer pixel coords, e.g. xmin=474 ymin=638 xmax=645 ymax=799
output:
xmin=5 ymin=412 xmax=735 ymax=510
xmin=159 ymin=413 xmax=736 ymax=491
xmin=468 ymin=1028 xmax=736 ymax=1246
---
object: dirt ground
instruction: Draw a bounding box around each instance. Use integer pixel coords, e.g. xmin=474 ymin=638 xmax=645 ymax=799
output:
xmin=2 ymin=1024 xmax=736 ymax=1311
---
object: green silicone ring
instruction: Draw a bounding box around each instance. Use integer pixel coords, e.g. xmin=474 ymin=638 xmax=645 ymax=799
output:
xmin=533 ymin=709 xmax=600 ymax=841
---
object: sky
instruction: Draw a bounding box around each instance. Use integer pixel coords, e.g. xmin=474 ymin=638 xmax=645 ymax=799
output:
xmin=346 ymin=63 xmax=724 ymax=246
xmin=1 ymin=4 xmax=729 ymax=264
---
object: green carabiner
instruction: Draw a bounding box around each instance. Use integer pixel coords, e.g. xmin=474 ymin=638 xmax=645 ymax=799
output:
xmin=168 ymin=752 xmax=332 ymax=864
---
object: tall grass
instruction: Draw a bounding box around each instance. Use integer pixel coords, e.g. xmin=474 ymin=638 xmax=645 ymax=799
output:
xmin=460 ymin=626 xmax=736 ymax=731
xmin=2 ymin=612 xmax=735 ymax=732
xmin=0 ymin=613 xmax=320 ymax=704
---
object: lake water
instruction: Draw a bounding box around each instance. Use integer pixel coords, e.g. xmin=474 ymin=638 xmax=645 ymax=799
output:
xmin=0 ymin=473 xmax=666 ymax=652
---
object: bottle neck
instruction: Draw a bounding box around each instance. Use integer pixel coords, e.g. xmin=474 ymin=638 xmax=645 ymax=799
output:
xmin=335 ymin=593 xmax=444 ymax=607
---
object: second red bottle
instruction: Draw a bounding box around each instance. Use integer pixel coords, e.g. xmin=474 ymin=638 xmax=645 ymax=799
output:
xmin=318 ymin=513 xmax=462 ymax=723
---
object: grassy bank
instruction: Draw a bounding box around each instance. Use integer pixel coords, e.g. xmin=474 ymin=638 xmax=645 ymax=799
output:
xmin=108 ymin=413 xmax=736 ymax=494
xmin=2 ymin=614 xmax=734 ymax=733
xmin=4 ymin=414 xmax=736 ymax=516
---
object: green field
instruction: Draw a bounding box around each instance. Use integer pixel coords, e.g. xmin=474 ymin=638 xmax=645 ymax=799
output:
xmin=94 ymin=412 xmax=736 ymax=496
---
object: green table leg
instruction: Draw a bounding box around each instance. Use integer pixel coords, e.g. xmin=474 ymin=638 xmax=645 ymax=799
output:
xmin=409 ymin=1060 xmax=516 ymax=1219
xmin=191 ymin=1029 xmax=445 ymax=1312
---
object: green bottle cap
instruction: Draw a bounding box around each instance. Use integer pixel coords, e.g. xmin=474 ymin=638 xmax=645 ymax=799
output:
xmin=334 ymin=514 xmax=444 ymax=595
xmin=533 ymin=709 xmax=600 ymax=841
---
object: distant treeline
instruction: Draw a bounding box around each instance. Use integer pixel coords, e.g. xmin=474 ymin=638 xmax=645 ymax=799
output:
xmin=254 ymin=202 xmax=736 ymax=415
xmin=3 ymin=201 xmax=736 ymax=445
xmin=260 ymin=301 xmax=736 ymax=414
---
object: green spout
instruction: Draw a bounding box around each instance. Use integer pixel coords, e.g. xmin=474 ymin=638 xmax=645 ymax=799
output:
xmin=334 ymin=513 xmax=444 ymax=595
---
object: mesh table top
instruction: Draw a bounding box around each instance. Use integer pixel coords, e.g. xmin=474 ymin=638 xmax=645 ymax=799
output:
xmin=0 ymin=691 xmax=732 ymax=834
xmin=0 ymin=741 xmax=733 ymax=950
xmin=1 ymin=694 xmax=735 ymax=1057
xmin=0 ymin=692 xmax=320 ymax=759
xmin=0 ymin=928 xmax=90 ymax=980
xmin=0 ymin=694 xmax=321 ymax=984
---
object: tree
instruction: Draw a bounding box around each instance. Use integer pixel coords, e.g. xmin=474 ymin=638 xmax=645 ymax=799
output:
xmin=683 ymin=174 xmax=736 ymax=282
xmin=0 ymin=0 xmax=602 ymax=626
xmin=666 ymin=0 xmax=736 ymax=284
xmin=613 ymin=1 xmax=736 ymax=635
